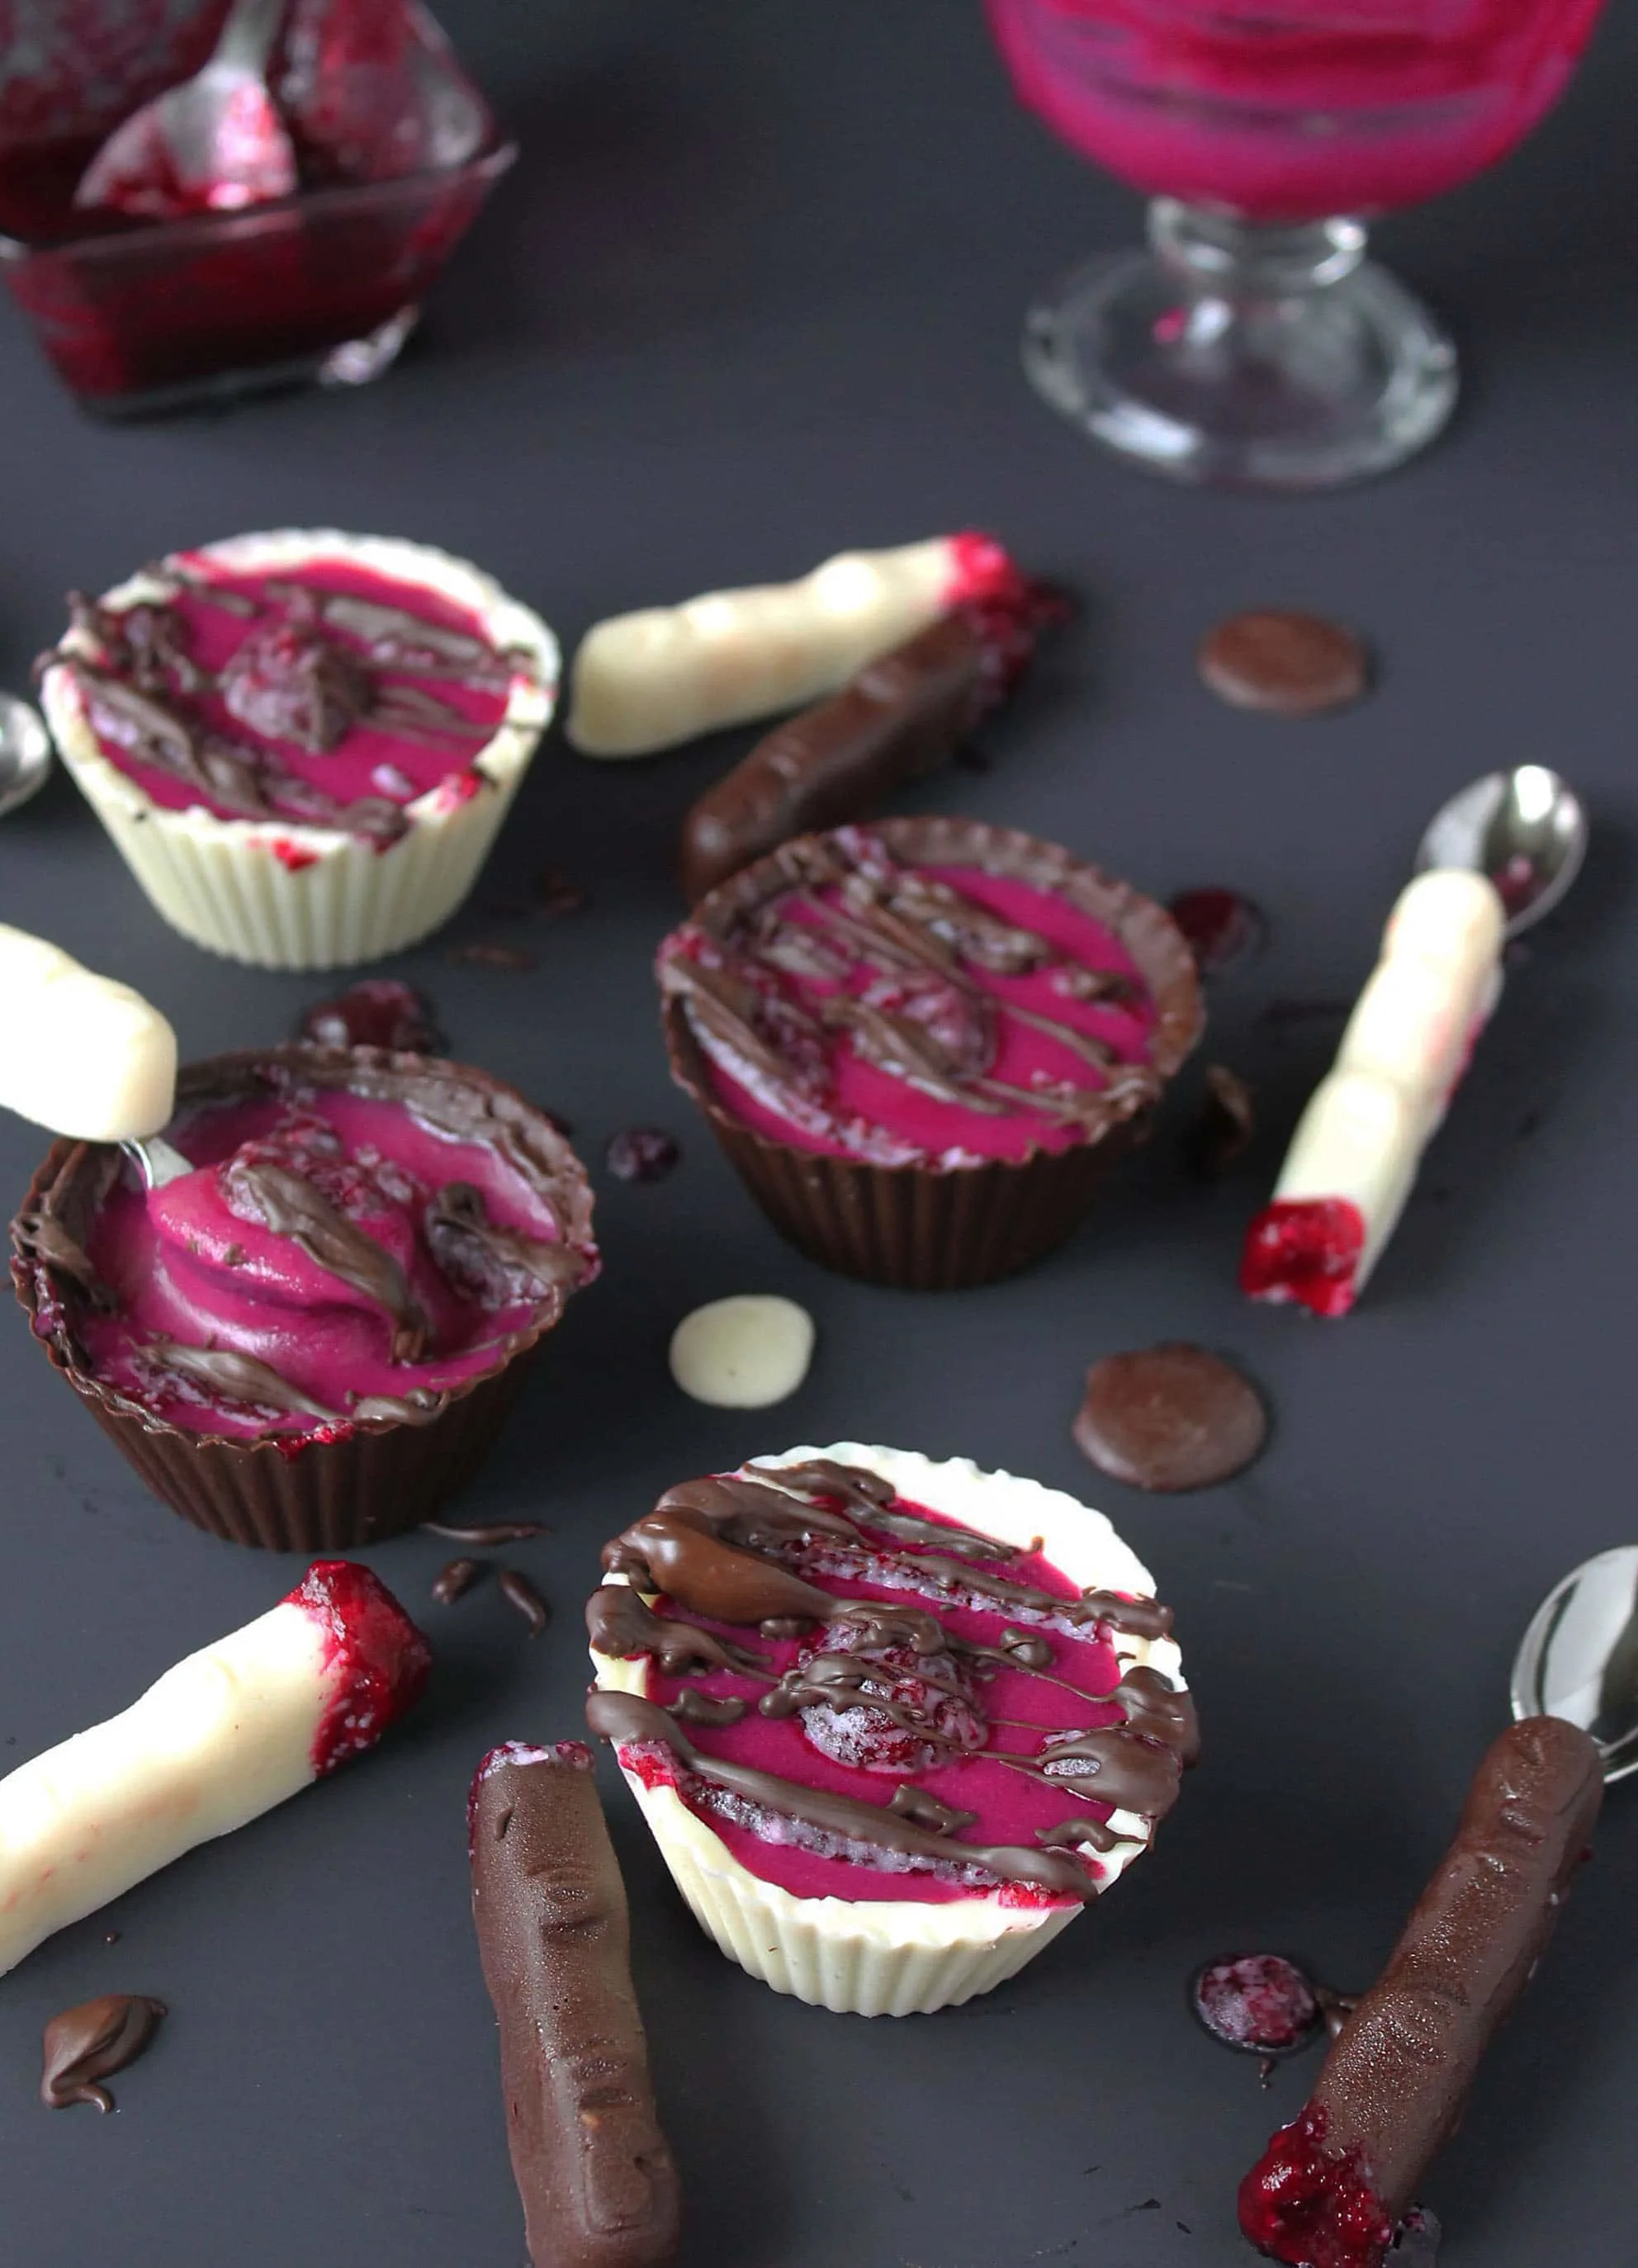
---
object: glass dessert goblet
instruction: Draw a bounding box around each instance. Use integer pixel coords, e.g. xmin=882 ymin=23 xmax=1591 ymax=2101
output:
xmin=987 ymin=0 xmax=1607 ymax=491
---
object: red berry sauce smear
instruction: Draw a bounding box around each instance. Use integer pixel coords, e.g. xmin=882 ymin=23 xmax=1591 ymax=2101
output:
xmin=1193 ymin=1953 xmax=1323 ymax=2055
xmin=1242 ymin=1198 xmax=1366 ymax=1318
xmin=1239 ymin=2105 xmax=1396 ymax=2268
xmin=285 ymin=1560 xmax=432 ymax=1778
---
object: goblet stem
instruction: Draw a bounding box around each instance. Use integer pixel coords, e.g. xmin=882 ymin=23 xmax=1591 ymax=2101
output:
xmin=1023 ymin=196 xmax=1459 ymax=494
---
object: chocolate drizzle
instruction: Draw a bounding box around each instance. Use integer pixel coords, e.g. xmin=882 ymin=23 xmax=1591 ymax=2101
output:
xmin=45 ymin=564 xmax=531 ymax=848
xmin=588 ymin=1458 xmax=1193 ymax=1899
xmin=224 ymin=1156 xmax=427 ymax=1361
xmin=661 ymin=821 xmax=1201 ymax=1167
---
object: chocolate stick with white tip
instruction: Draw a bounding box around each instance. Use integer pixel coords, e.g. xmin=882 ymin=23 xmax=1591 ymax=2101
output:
xmin=1239 ymin=1716 xmax=1603 ymax=2266
xmin=470 ymin=1742 xmax=680 ymax=2268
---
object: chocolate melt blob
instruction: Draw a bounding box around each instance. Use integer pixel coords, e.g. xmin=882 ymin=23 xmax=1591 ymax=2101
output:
xmin=1074 ymin=1344 xmax=1268 ymax=1492
xmin=470 ymin=1743 xmax=680 ymax=2268
xmin=40 ymin=1994 xmax=166 ymax=2112
xmin=1197 ymin=609 xmax=1369 ymax=718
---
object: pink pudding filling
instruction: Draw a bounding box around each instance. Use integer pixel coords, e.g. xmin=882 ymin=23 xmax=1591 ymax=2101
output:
xmin=599 ymin=1480 xmax=1189 ymax=1909
xmin=987 ymin=0 xmax=1607 ymax=223
xmin=660 ymin=828 xmax=1164 ymax=1167
xmin=72 ymin=1082 xmax=585 ymax=1441
xmin=49 ymin=548 xmax=528 ymax=842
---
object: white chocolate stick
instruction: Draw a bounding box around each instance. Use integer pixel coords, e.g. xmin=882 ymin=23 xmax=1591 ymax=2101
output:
xmin=567 ymin=533 xmax=1020 ymax=757
xmin=0 ymin=1562 xmax=428 ymax=1977
xmin=1242 ymin=870 xmax=1506 ymax=1317
xmin=0 ymin=923 xmax=177 ymax=1140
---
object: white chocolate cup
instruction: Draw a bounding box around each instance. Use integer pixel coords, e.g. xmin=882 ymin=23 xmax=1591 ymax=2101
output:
xmin=41 ymin=531 xmax=558 ymax=972
xmin=591 ymin=1442 xmax=1185 ymax=2017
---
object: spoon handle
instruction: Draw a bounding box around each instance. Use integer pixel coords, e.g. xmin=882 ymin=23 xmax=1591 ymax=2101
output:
xmin=214 ymin=0 xmax=290 ymax=78
xmin=0 ymin=924 xmax=177 ymax=1143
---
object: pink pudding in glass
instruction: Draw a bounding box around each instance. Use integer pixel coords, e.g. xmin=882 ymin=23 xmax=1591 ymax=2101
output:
xmin=659 ymin=819 xmax=1199 ymax=1170
xmin=13 ymin=1049 xmax=599 ymax=1445
xmin=588 ymin=1454 xmax=1196 ymax=1911
xmin=43 ymin=545 xmax=531 ymax=845
xmin=988 ymin=0 xmax=1607 ymax=223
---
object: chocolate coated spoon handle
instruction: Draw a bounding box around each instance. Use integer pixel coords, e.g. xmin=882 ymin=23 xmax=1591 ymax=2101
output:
xmin=471 ymin=1742 xmax=680 ymax=2268
xmin=1239 ymin=1715 xmax=1602 ymax=2265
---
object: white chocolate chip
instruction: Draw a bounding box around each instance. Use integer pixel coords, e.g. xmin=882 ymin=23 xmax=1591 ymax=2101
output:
xmin=669 ymin=1295 xmax=816 ymax=1408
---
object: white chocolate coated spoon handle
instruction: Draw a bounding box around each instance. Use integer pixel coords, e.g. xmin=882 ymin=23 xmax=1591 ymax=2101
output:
xmin=1241 ymin=869 xmax=1506 ymax=1318
xmin=0 ymin=923 xmax=178 ymax=1142
xmin=0 ymin=1562 xmax=429 ymax=1977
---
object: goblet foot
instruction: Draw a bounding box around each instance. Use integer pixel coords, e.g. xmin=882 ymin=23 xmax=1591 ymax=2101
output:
xmin=1023 ymin=199 xmax=1458 ymax=493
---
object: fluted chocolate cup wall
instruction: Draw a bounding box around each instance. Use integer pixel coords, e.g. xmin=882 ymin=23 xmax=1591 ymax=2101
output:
xmin=10 ymin=1046 xmax=598 ymax=1551
xmin=662 ymin=817 xmax=1204 ymax=1290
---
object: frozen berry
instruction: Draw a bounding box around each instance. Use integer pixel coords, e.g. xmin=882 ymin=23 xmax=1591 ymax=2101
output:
xmin=788 ymin=1630 xmax=987 ymax=1775
xmin=220 ymin=616 xmax=370 ymax=751
xmin=1191 ymin=1953 xmax=1322 ymax=2055
xmin=606 ymin=1128 xmax=680 ymax=1183
xmin=298 ymin=978 xmax=444 ymax=1054
xmin=1169 ymin=887 xmax=1267 ymax=977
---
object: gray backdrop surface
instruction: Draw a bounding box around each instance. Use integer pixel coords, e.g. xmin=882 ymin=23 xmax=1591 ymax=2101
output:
xmin=0 ymin=4 xmax=1634 ymax=2263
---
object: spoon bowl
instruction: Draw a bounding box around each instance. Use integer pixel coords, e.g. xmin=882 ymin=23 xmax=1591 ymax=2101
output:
xmin=1512 ymin=1545 xmax=1638 ymax=1783
xmin=0 ymin=693 xmax=54 ymax=820
xmin=1415 ymin=764 xmax=1587 ymax=939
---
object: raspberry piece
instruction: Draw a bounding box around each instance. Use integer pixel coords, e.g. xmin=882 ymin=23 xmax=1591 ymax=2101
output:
xmin=605 ymin=1128 xmax=681 ymax=1184
xmin=1192 ymin=1953 xmax=1322 ymax=2054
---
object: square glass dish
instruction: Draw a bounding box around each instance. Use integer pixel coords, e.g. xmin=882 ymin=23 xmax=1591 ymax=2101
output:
xmin=0 ymin=1 xmax=513 ymax=415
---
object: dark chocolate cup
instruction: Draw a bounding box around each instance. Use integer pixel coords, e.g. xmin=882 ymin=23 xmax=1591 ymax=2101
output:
xmin=10 ymin=1046 xmax=598 ymax=1551
xmin=662 ymin=816 xmax=1204 ymax=1290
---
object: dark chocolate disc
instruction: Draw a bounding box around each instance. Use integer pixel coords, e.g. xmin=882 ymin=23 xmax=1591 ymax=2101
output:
xmin=1073 ymin=1343 xmax=1267 ymax=1491
xmin=1198 ymin=608 xmax=1369 ymax=717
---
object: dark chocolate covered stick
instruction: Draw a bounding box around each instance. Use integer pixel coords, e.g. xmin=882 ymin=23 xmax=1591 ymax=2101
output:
xmin=679 ymin=613 xmax=987 ymax=902
xmin=470 ymin=1741 xmax=680 ymax=2268
xmin=1239 ymin=1716 xmax=1602 ymax=2266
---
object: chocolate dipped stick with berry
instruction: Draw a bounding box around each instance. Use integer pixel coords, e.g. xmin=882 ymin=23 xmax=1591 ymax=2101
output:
xmin=1239 ymin=1716 xmax=1602 ymax=2266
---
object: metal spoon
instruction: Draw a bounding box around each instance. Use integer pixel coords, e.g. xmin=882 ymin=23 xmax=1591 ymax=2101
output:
xmin=1513 ymin=1546 xmax=1638 ymax=1783
xmin=0 ymin=693 xmax=53 ymax=819
xmin=75 ymin=0 xmax=296 ymax=220
xmin=124 ymin=1136 xmax=193 ymax=1190
xmin=1414 ymin=765 xmax=1587 ymax=940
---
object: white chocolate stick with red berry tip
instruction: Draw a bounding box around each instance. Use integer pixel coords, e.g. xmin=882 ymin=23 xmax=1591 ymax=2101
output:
xmin=1241 ymin=869 xmax=1505 ymax=1318
xmin=566 ymin=532 xmax=1043 ymax=757
xmin=0 ymin=924 xmax=177 ymax=1140
xmin=0 ymin=1562 xmax=428 ymax=1977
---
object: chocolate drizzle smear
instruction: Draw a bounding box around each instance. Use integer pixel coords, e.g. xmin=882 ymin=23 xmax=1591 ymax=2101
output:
xmin=40 ymin=1995 xmax=166 ymax=2112
xmin=587 ymin=1457 xmax=1195 ymax=1899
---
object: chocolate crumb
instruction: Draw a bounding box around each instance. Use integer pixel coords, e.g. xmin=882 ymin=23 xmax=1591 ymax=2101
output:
xmin=533 ymin=864 xmax=591 ymax=917
xmin=449 ymin=942 xmax=540 ymax=973
xmin=499 ymin=1567 xmax=550 ymax=1637
xmin=433 ymin=1557 xmax=483 ymax=1605
xmin=1187 ymin=1063 xmax=1255 ymax=1179
xmin=423 ymin=1518 xmax=553 ymax=1546
xmin=604 ymin=1127 xmax=681 ymax=1184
